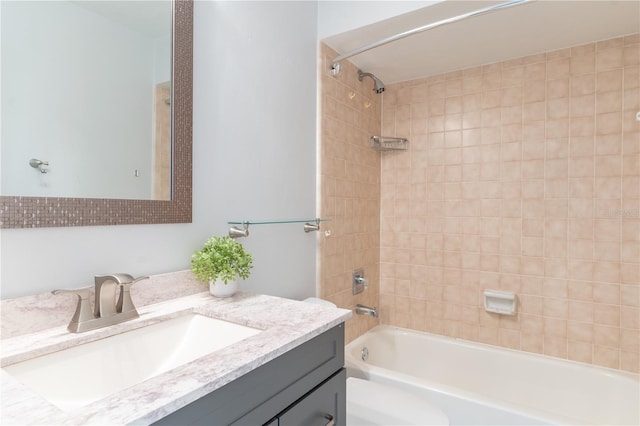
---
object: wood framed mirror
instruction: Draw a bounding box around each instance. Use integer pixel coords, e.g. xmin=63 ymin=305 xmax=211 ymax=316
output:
xmin=0 ymin=0 xmax=192 ymax=228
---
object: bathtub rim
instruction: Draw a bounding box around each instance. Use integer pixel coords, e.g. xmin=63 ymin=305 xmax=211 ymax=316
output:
xmin=348 ymin=324 xmax=639 ymax=381
xmin=345 ymin=324 xmax=639 ymax=426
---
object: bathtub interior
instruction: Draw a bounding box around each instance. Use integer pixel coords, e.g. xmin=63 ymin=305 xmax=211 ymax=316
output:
xmin=346 ymin=325 xmax=640 ymax=426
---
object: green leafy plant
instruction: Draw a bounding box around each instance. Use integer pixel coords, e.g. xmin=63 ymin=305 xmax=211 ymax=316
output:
xmin=191 ymin=236 xmax=253 ymax=284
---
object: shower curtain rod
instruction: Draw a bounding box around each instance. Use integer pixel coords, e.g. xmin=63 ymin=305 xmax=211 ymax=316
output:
xmin=330 ymin=0 xmax=532 ymax=75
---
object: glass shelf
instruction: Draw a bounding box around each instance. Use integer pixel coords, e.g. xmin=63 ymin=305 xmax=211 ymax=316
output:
xmin=227 ymin=218 xmax=331 ymax=238
xmin=228 ymin=218 xmax=331 ymax=225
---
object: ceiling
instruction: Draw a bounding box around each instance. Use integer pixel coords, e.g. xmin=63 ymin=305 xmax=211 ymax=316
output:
xmin=323 ymin=0 xmax=640 ymax=84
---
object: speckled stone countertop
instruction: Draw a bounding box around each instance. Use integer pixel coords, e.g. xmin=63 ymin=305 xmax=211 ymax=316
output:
xmin=0 ymin=291 xmax=351 ymax=425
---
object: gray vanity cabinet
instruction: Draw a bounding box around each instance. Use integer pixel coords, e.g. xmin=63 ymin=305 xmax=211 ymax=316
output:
xmin=154 ymin=324 xmax=345 ymax=426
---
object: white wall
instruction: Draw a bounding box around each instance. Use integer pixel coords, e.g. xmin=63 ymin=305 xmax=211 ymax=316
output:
xmin=0 ymin=0 xmax=318 ymax=300
xmin=1 ymin=1 xmax=154 ymax=200
xmin=154 ymin=34 xmax=171 ymax=84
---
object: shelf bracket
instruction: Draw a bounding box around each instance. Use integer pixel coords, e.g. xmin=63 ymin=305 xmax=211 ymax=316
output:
xmin=229 ymin=222 xmax=249 ymax=239
xmin=303 ymin=219 xmax=321 ymax=233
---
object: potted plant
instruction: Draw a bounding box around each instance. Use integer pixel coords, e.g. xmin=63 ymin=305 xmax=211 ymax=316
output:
xmin=191 ymin=236 xmax=253 ymax=297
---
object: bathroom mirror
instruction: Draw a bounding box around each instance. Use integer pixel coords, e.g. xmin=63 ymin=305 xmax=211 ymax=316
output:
xmin=0 ymin=0 xmax=192 ymax=228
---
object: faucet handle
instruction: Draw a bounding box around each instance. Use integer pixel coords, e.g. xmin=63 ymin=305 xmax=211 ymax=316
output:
xmin=116 ymin=275 xmax=149 ymax=314
xmin=131 ymin=275 xmax=150 ymax=285
xmin=52 ymin=287 xmax=95 ymax=331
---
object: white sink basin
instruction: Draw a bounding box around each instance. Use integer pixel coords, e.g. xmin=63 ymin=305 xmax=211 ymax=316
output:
xmin=3 ymin=314 xmax=261 ymax=411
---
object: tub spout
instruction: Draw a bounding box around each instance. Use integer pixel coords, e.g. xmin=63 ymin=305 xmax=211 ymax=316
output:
xmin=355 ymin=304 xmax=378 ymax=318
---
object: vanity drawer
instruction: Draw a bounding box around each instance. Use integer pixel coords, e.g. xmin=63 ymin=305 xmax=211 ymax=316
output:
xmin=277 ymin=369 xmax=346 ymax=426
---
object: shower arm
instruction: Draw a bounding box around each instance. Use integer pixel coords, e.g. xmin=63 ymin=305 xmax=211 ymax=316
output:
xmin=330 ymin=0 xmax=532 ymax=75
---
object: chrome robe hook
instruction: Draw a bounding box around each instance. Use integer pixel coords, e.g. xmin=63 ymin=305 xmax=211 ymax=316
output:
xmin=29 ymin=158 xmax=49 ymax=174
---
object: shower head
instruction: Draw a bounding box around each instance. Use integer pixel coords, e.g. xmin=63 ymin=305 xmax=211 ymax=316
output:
xmin=358 ymin=70 xmax=385 ymax=94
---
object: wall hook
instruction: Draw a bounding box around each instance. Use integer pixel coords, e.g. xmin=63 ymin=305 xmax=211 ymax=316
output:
xmin=29 ymin=158 xmax=49 ymax=174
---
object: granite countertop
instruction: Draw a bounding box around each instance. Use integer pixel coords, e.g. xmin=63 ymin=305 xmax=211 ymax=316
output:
xmin=0 ymin=291 xmax=351 ymax=425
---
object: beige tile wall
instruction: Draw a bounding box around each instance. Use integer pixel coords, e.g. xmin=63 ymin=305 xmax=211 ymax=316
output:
xmin=380 ymin=34 xmax=640 ymax=373
xmin=154 ymin=85 xmax=171 ymax=200
xmin=319 ymin=43 xmax=381 ymax=342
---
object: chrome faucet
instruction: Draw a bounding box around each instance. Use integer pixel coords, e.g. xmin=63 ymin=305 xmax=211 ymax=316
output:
xmin=52 ymin=274 xmax=149 ymax=333
xmin=355 ymin=304 xmax=378 ymax=318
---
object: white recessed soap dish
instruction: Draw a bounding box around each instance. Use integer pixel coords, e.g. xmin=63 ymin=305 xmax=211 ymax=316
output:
xmin=370 ymin=136 xmax=408 ymax=151
xmin=484 ymin=289 xmax=517 ymax=315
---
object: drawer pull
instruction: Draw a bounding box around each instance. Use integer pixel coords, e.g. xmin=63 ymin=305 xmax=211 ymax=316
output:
xmin=324 ymin=414 xmax=334 ymax=426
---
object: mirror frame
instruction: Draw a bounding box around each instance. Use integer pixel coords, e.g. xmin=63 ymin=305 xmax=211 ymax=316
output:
xmin=0 ymin=0 xmax=192 ymax=229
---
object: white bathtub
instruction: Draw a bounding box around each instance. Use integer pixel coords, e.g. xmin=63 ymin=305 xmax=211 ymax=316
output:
xmin=346 ymin=325 xmax=639 ymax=425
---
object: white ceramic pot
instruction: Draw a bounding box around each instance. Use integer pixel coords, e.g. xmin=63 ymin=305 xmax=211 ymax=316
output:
xmin=209 ymin=278 xmax=238 ymax=298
